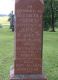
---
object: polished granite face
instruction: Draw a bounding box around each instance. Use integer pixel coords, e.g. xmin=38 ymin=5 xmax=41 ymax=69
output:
xmin=15 ymin=0 xmax=44 ymax=74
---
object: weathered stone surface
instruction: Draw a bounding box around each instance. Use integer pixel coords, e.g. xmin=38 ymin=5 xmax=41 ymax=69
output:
xmin=15 ymin=0 xmax=44 ymax=74
xmin=10 ymin=68 xmax=47 ymax=80
xmin=10 ymin=0 xmax=47 ymax=80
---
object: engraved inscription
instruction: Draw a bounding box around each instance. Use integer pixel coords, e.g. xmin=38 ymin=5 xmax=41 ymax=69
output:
xmin=15 ymin=0 xmax=43 ymax=74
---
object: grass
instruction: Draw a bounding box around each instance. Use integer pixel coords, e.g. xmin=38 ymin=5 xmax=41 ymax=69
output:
xmin=0 ymin=26 xmax=58 ymax=80
xmin=43 ymin=29 xmax=58 ymax=80
xmin=0 ymin=26 xmax=14 ymax=80
xmin=0 ymin=16 xmax=9 ymax=26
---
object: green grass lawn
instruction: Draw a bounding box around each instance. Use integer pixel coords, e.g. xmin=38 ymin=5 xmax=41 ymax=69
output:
xmin=43 ymin=30 xmax=58 ymax=80
xmin=0 ymin=26 xmax=14 ymax=80
xmin=0 ymin=26 xmax=58 ymax=80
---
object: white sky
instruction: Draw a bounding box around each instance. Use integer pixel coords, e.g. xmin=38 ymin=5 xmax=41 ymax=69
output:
xmin=0 ymin=0 xmax=15 ymax=15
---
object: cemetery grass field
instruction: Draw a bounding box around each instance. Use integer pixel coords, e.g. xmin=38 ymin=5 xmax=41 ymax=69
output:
xmin=0 ymin=16 xmax=9 ymax=26
xmin=0 ymin=26 xmax=58 ymax=80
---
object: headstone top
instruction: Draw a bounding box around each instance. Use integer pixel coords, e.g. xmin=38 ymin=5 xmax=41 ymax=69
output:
xmin=16 ymin=0 xmax=44 ymax=13
xmin=40 ymin=0 xmax=44 ymax=4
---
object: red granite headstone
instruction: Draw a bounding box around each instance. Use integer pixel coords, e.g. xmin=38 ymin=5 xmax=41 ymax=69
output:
xmin=10 ymin=0 xmax=47 ymax=80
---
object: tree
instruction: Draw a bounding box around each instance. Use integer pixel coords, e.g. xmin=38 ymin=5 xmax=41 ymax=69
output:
xmin=44 ymin=0 xmax=51 ymax=31
xmin=44 ymin=0 xmax=56 ymax=31
xmin=50 ymin=0 xmax=55 ymax=32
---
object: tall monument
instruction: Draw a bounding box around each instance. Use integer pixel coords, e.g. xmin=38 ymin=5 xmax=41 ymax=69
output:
xmin=10 ymin=0 xmax=47 ymax=80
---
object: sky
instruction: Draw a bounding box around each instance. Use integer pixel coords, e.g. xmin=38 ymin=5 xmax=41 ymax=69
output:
xmin=0 ymin=0 xmax=15 ymax=15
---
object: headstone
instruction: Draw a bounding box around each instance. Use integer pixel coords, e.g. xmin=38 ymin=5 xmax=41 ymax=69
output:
xmin=10 ymin=0 xmax=47 ymax=80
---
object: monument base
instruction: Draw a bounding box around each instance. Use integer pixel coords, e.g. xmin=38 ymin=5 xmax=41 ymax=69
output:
xmin=10 ymin=68 xmax=47 ymax=80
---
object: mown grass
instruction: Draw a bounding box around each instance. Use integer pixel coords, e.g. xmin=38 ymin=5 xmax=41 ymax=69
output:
xmin=0 ymin=26 xmax=58 ymax=80
xmin=0 ymin=26 xmax=14 ymax=80
xmin=43 ymin=29 xmax=58 ymax=80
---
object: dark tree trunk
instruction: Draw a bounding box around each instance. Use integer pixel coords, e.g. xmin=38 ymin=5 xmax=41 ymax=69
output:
xmin=51 ymin=0 xmax=55 ymax=32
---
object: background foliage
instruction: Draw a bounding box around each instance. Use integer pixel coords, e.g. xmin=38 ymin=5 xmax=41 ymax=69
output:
xmin=44 ymin=0 xmax=58 ymax=31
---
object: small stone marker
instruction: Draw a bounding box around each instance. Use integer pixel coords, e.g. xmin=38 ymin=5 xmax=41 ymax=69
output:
xmin=10 ymin=0 xmax=47 ymax=80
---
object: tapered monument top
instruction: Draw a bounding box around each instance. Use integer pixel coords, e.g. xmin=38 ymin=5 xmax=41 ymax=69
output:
xmin=15 ymin=0 xmax=44 ymax=13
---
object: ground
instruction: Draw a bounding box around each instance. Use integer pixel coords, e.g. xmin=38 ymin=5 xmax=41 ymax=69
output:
xmin=0 ymin=25 xmax=58 ymax=80
xmin=43 ymin=29 xmax=58 ymax=80
xmin=0 ymin=16 xmax=9 ymax=26
xmin=0 ymin=27 xmax=14 ymax=80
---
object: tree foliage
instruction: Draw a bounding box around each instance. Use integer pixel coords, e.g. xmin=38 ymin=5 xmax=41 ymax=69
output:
xmin=44 ymin=0 xmax=57 ymax=31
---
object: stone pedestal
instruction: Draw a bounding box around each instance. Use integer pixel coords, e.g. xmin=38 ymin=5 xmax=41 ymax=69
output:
xmin=10 ymin=68 xmax=47 ymax=80
xmin=10 ymin=0 xmax=47 ymax=80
